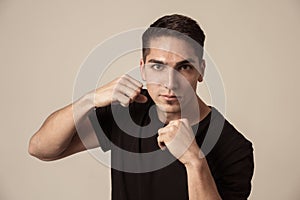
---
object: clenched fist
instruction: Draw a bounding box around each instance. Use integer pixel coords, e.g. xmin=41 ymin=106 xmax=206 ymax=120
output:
xmin=157 ymin=118 xmax=203 ymax=165
xmin=93 ymin=74 xmax=148 ymax=107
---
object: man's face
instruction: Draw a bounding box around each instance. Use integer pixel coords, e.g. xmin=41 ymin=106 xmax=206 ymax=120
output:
xmin=140 ymin=36 xmax=205 ymax=114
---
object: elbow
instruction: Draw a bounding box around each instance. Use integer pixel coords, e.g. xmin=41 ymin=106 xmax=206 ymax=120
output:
xmin=28 ymin=134 xmax=44 ymax=160
xmin=28 ymin=134 xmax=57 ymax=161
xmin=28 ymin=135 xmax=39 ymax=157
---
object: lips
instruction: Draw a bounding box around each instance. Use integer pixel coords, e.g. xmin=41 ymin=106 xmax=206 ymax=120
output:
xmin=160 ymin=94 xmax=181 ymax=101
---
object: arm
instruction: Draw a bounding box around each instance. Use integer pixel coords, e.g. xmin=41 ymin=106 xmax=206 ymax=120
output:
xmin=185 ymin=157 xmax=221 ymax=200
xmin=28 ymin=75 xmax=147 ymax=161
xmin=157 ymin=119 xmax=221 ymax=199
xmin=28 ymin=94 xmax=98 ymax=161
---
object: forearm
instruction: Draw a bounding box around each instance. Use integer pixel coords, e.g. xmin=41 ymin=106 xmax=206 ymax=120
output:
xmin=29 ymin=75 xmax=146 ymax=160
xmin=28 ymin=93 xmax=94 ymax=159
xmin=185 ymin=159 xmax=221 ymax=200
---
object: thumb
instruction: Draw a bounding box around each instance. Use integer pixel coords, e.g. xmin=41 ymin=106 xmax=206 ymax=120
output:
xmin=134 ymin=94 xmax=148 ymax=103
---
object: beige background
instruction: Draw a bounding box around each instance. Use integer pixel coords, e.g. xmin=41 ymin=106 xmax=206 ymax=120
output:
xmin=1 ymin=0 xmax=300 ymax=199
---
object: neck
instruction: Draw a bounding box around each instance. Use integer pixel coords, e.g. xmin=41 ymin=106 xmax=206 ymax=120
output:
xmin=156 ymin=97 xmax=211 ymax=125
xmin=156 ymin=109 xmax=181 ymax=124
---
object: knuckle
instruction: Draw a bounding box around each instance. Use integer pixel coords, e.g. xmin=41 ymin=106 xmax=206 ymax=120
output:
xmin=166 ymin=133 xmax=173 ymax=141
xmin=181 ymin=118 xmax=189 ymax=124
xmin=115 ymin=76 xmax=122 ymax=82
xmin=170 ymin=120 xmax=179 ymax=126
xmin=158 ymin=128 xmax=164 ymax=135
xmin=136 ymin=81 xmax=142 ymax=87
xmin=131 ymin=90 xmax=140 ymax=98
xmin=169 ymin=126 xmax=176 ymax=132
xmin=112 ymin=87 xmax=120 ymax=96
xmin=121 ymin=74 xmax=127 ymax=79
xmin=111 ymin=91 xmax=118 ymax=99
xmin=129 ymin=90 xmax=137 ymax=98
xmin=117 ymin=78 xmax=123 ymax=84
xmin=124 ymin=97 xmax=130 ymax=104
xmin=157 ymin=136 xmax=161 ymax=142
xmin=122 ymin=74 xmax=130 ymax=81
xmin=119 ymin=75 xmax=128 ymax=82
xmin=134 ymin=87 xmax=141 ymax=93
xmin=120 ymin=100 xmax=130 ymax=107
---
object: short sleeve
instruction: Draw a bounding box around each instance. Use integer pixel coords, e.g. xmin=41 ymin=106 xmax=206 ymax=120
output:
xmin=88 ymin=106 xmax=113 ymax=152
xmin=217 ymin=140 xmax=254 ymax=200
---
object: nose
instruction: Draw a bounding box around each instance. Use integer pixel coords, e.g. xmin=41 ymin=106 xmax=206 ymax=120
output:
xmin=166 ymin=68 xmax=178 ymax=90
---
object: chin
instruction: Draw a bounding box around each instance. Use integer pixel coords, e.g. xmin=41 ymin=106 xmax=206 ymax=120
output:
xmin=156 ymin=103 xmax=181 ymax=114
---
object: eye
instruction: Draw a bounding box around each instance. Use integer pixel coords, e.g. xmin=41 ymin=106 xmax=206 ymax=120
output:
xmin=151 ymin=63 xmax=165 ymax=71
xmin=178 ymin=64 xmax=193 ymax=71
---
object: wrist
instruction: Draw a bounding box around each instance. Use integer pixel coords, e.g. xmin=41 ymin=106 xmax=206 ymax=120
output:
xmin=184 ymin=148 xmax=206 ymax=169
xmin=185 ymin=157 xmax=205 ymax=171
xmin=72 ymin=92 xmax=95 ymax=116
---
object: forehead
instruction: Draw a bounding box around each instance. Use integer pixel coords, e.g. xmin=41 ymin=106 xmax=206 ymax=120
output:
xmin=146 ymin=36 xmax=198 ymax=63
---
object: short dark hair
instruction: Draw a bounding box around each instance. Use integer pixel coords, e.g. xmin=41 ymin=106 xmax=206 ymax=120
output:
xmin=142 ymin=14 xmax=206 ymax=62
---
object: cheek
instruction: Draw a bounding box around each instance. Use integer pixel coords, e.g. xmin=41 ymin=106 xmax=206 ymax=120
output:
xmin=146 ymin=83 xmax=160 ymax=95
xmin=190 ymin=79 xmax=199 ymax=89
xmin=181 ymin=75 xmax=199 ymax=90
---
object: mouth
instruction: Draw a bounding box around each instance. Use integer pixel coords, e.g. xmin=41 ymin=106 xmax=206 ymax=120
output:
xmin=160 ymin=94 xmax=181 ymax=101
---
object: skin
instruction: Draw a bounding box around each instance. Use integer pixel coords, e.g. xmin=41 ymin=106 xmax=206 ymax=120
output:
xmin=28 ymin=36 xmax=221 ymax=199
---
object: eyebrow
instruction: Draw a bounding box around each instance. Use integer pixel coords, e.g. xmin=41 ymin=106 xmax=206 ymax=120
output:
xmin=176 ymin=59 xmax=196 ymax=67
xmin=147 ymin=58 xmax=196 ymax=66
xmin=147 ymin=59 xmax=166 ymax=65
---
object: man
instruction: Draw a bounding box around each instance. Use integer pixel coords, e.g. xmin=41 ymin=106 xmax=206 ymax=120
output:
xmin=29 ymin=14 xmax=254 ymax=200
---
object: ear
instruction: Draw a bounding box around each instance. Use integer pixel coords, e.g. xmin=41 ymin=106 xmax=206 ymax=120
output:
xmin=198 ymin=59 xmax=206 ymax=82
xmin=140 ymin=58 xmax=146 ymax=81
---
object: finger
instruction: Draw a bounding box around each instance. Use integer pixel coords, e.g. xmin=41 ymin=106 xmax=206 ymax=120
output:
xmin=120 ymin=75 xmax=143 ymax=90
xmin=169 ymin=119 xmax=189 ymax=132
xmin=157 ymin=135 xmax=166 ymax=150
xmin=112 ymin=92 xmax=131 ymax=107
xmin=115 ymin=84 xmax=139 ymax=99
xmin=178 ymin=118 xmax=194 ymax=137
xmin=179 ymin=118 xmax=190 ymax=126
xmin=158 ymin=126 xmax=177 ymax=146
xmin=158 ymin=125 xmax=177 ymax=135
xmin=116 ymin=84 xmax=148 ymax=104
xmin=168 ymin=120 xmax=180 ymax=127
xmin=123 ymin=74 xmax=143 ymax=87
xmin=117 ymin=80 xmax=141 ymax=95
xmin=134 ymin=94 xmax=148 ymax=103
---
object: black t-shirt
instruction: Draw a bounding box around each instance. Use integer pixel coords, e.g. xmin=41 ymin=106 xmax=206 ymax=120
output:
xmin=89 ymin=90 xmax=254 ymax=200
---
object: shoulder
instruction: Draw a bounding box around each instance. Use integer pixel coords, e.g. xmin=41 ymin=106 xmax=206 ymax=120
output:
xmin=206 ymin=108 xmax=253 ymax=157
xmin=219 ymin=118 xmax=253 ymax=157
xmin=205 ymin=108 xmax=254 ymax=198
xmin=207 ymin=112 xmax=253 ymax=169
xmin=202 ymin=107 xmax=254 ymax=175
xmin=221 ymin=119 xmax=252 ymax=149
